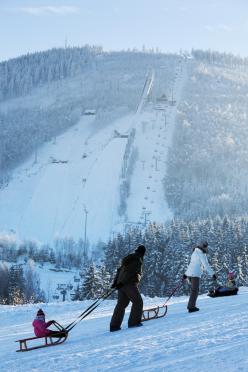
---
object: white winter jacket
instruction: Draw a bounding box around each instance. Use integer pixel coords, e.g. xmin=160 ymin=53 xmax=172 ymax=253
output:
xmin=185 ymin=248 xmax=214 ymax=278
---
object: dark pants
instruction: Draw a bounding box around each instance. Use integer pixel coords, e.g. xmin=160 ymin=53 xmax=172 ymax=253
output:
xmin=48 ymin=331 xmax=67 ymax=338
xmin=110 ymin=283 xmax=143 ymax=329
xmin=187 ymin=277 xmax=200 ymax=309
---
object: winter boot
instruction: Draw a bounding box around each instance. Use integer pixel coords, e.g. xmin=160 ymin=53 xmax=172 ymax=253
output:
xmin=110 ymin=326 xmax=121 ymax=332
xmin=188 ymin=307 xmax=199 ymax=313
xmin=128 ymin=323 xmax=143 ymax=328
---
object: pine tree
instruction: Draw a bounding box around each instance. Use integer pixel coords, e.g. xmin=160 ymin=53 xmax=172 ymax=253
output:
xmin=0 ymin=263 xmax=9 ymax=304
xmin=24 ymin=260 xmax=45 ymax=303
xmin=8 ymin=265 xmax=26 ymax=305
xmin=98 ymin=265 xmax=111 ymax=294
xmin=80 ymin=264 xmax=102 ymax=300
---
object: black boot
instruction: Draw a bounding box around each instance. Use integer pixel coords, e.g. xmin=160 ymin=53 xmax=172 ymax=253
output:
xmin=128 ymin=323 xmax=143 ymax=328
xmin=188 ymin=307 xmax=199 ymax=313
xmin=110 ymin=326 xmax=121 ymax=332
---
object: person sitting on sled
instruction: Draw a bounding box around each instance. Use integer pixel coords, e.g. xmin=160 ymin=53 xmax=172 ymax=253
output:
xmin=226 ymin=271 xmax=236 ymax=289
xmin=32 ymin=309 xmax=66 ymax=338
xmin=208 ymin=270 xmax=238 ymax=297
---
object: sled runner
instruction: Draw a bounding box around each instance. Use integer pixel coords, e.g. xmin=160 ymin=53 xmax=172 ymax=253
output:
xmin=142 ymin=305 xmax=168 ymax=321
xmin=141 ymin=280 xmax=184 ymax=322
xmin=208 ymin=287 xmax=239 ymax=298
xmin=16 ymin=322 xmax=68 ymax=352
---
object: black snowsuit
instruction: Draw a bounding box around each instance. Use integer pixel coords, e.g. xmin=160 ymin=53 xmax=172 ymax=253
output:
xmin=110 ymin=252 xmax=144 ymax=329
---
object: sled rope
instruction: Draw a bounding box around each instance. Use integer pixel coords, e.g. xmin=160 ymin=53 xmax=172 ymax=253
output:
xmin=65 ymin=288 xmax=115 ymax=332
xmin=162 ymin=279 xmax=184 ymax=307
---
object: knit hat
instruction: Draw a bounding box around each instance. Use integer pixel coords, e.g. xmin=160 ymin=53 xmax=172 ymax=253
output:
xmin=198 ymin=240 xmax=208 ymax=253
xmin=36 ymin=308 xmax=45 ymax=319
xmin=228 ymin=271 xmax=234 ymax=279
xmin=135 ymin=245 xmax=146 ymax=256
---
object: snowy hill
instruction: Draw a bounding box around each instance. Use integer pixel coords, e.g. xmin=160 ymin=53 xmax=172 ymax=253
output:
xmin=0 ymin=54 xmax=185 ymax=246
xmin=2 ymin=49 xmax=248 ymax=249
xmin=1 ymin=287 xmax=247 ymax=371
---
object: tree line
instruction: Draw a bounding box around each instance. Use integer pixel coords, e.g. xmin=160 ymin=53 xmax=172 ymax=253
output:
xmin=164 ymin=57 xmax=248 ymax=219
xmin=73 ymin=215 xmax=248 ymax=300
xmin=1 ymin=215 xmax=248 ymax=302
xmin=0 ymin=46 xmax=102 ymax=101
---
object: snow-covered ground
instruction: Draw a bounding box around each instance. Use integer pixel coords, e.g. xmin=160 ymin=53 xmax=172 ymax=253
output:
xmin=0 ymin=287 xmax=247 ymax=371
xmin=0 ymin=114 xmax=133 ymax=244
xmin=0 ymin=60 xmax=186 ymax=246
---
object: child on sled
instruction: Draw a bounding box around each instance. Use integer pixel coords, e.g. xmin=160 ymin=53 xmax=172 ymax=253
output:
xmin=208 ymin=271 xmax=238 ymax=297
xmin=32 ymin=309 xmax=66 ymax=338
xmin=226 ymin=271 xmax=236 ymax=289
xmin=217 ymin=271 xmax=237 ymax=292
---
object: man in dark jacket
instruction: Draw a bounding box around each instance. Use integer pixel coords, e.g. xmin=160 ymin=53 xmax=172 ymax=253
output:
xmin=109 ymin=245 xmax=146 ymax=332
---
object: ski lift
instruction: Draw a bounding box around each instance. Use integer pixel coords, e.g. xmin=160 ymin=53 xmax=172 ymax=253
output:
xmin=57 ymin=283 xmax=67 ymax=290
xmin=52 ymin=290 xmax=60 ymax=300
xmin=70 ymin=292 xmax=76 ymax=300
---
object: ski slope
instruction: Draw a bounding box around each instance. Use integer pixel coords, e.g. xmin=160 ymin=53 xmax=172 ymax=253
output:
xmin=0 ymin=114 xmax=133 ymax=244
xmin=126 ymin=61 xmax=187 ymax=226
xmin=0 ymin=59 xmax=187 ymax=246
xmin=0 ymin=288 xmax=247 ymax=371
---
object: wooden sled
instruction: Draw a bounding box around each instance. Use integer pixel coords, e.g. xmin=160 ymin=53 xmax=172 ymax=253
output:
xmin=16 ymin=321 xmax=68 ymax=352
xmin=142 ymin=305 xmax=168 ymax=322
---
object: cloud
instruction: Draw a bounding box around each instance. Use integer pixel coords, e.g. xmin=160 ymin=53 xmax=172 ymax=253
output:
xmin=204 ymin=24 xmax=232 ymax=33
xmin=18 ymin=6 xmax=80 ymax=16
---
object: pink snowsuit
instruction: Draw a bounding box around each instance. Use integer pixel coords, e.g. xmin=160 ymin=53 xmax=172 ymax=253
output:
xmin=32 ymin=318 xmax=54 ymax=337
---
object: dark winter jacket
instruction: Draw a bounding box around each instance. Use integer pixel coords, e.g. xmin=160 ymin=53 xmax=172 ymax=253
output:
xmin=114 ymin=252 xmax=144 ymax=286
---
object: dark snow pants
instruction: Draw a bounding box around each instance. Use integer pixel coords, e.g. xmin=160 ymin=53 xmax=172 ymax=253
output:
xmin=187 ymin=277 xmax=200 ymax=309
xmin=110 ymin=283 xmax=143 ymax=329
xmin=48 ymin=331 xmax=67 ymax=338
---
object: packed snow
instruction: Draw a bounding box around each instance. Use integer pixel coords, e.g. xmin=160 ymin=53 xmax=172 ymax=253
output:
xmin=0 ymin=287 xmax=247 ymax=371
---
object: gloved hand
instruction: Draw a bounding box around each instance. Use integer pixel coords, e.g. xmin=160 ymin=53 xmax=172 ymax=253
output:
xmin=212 ymin=274 xmax=217 ymax=281
xmin=182 ymin=274 xmax=187 ymax=280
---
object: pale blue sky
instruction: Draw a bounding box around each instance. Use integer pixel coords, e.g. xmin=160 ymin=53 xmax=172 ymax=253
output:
xmin=0 ymin=0 xmax=247 ymax=61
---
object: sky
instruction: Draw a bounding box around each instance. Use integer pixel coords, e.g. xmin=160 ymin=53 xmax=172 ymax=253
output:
xmin=0 ymin=0 xmax=247 ymax=61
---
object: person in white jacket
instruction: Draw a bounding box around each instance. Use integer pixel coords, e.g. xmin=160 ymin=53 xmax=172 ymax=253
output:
xmin=183 ymin=241 xmax=216 ymax=312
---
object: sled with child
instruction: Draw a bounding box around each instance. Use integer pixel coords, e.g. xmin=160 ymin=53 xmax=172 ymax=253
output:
xmin=16 ymin=321 xmax=68 ymax=352
xmin=208 ymin=271 xmax=239 ymax=298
